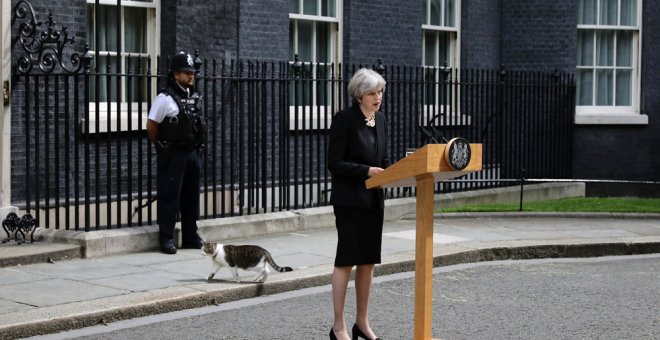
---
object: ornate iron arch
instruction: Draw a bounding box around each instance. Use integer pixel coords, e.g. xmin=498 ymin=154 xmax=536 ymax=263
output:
xmin=12 ymin=0 xmax=91 ymax=75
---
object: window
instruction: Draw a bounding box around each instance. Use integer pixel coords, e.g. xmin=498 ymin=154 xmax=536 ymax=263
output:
xmin=85 ymin=0 xmax=159 ymax=133
xmin=288 ymin=0 xmax=341 ymax=130
xmin=576 ymin=0 xmax=646 ymax=124
xmin=421 ymin=0 xmax=463 ymax=126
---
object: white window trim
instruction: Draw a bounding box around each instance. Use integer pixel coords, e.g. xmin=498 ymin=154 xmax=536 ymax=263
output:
xmin=85 ymin=0 xmax=160 ymax=133
xmin=419 ymin=106 xmax=471 ymax=127
xmin=288 ymin=0 xmax=342 ymax=131
xmin=575 ymin=0 xmax=645 ymax=125
xmin=288 ymin=105 xmax=333 ymax=131
xmin=421 ymin=0 xmax=463 ymax=128
xmin=82 ymin=102 xmax=150 ymax=133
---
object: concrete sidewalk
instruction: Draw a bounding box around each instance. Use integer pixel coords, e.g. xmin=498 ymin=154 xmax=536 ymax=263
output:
xmin=1 ymin=183 xmax=659 ymax=338
xmin=1 ymin=212 xmax=659 ymax=339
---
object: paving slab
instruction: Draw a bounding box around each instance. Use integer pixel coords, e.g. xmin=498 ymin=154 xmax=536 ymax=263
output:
xmin=0 ymin=213 xmax=659 ymax=339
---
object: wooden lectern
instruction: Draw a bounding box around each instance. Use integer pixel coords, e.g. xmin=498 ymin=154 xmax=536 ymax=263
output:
xmin=366 ymin=142 xmax=482 ymax=340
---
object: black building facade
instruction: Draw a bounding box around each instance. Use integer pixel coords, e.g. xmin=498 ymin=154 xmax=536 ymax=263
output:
xmin=9 ymin=0 xmax=658 ymax=212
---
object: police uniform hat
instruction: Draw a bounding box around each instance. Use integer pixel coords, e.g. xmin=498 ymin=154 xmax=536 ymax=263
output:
xmin=170 ymin=51 xmax=196 ymax=72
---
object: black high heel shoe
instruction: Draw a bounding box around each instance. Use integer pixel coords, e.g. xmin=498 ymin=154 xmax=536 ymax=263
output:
xmin=329 ymin=328 xmax=338 ymax=340
xmin=352 ymin=324 xmax=382 ymax=340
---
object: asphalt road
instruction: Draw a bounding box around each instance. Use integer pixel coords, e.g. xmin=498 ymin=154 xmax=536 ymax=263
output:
xmin=33 ymin=254 xmax=660 ymax=340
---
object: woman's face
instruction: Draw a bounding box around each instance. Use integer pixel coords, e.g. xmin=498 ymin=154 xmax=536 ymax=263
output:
xmin=359 ymin=86 xmax=383 ymax=113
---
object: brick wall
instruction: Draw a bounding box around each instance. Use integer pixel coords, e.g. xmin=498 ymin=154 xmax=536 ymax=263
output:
xmin=572 ymin=0 xmax=660 ymax=185
xmin=500 ymin=0 xmax=576 ymax=72
xmin=238 ymin=0 xmax=289 ymax=60
xmin=343 ymin=0 xmax=422 ymax=67
xmin=461 ymin=0 xmax=501 ymax=69
xmin=164 ymin=0 xmax=239 ymax=60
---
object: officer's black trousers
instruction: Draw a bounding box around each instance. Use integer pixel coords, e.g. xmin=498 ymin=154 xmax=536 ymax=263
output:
xmin=156 ymin=147 xmax=201 ymax=244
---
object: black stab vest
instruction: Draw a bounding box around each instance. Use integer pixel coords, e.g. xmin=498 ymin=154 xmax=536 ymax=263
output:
xmin=157 ymin=85 xmax=206 ymax=149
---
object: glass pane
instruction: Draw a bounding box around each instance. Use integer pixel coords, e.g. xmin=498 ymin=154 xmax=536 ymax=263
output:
xmin=577 ymin=69 xmax=594 ymax=105
xmin=600 ymin=0 xmax=617 ymax=25
xmin=596 ymin=30 xmax=614 ymax=66
xmin=620 ymin=0 xmax=637 ymax=26
xmin=321 ymin=0 xmax=335 ymax=17
xmin=430 ymin=0 xmax=441 ymax=26
xmin=289 ymin=21 xmax=296 ymax=60
xmin=124 ymin=7 xmax=147 ymax=53
xmin=303 ymin=0 xmax=318 ymax=15
xmin=577 ymin=30 xmax=594 ymax=66
xmin=424 ymin=31 xmax=437 ymax=66
xmin=445 ymin=0 xmax=455 ymax=27
xmin=87 ymin=4 xmax=95 ymax=50
xmin=316 ymin=22 xmax=331 ymax=63
xmin=91 ymin=56 xmax=119 ymax=101
xmin=424 ymin=67 xmax=438 ymax=105
xmin=423 ymin=0 xmax=428 ymax=25
xmin=95 ymin=5 xmax=119 ymax=52
xmin=126 ymin=56 xmax=149 ymax=101
xmin=616 ymin=31 xmax=632 ymax=67
xmin=595 ymin=69 xmax=613 ymax=105
xmin=317 ymin=64 xmax=333 ymax=105
xmin=438 ymin=31 xmax=451 ymax=66
xmin=577 ymin=0 xmax=597 ymax=25
xmin=615 ymin=70 xmax=631 ymax=106
xmin=290 ymin=76 xmax=312 ymax=106
xmin=297 ymin=20 xmax=313 ymax=61
xmin=290 ymin=0 xmax=300 ymax=14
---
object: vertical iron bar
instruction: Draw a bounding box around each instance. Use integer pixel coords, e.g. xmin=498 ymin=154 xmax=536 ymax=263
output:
xmin=269 ymin=62 xmax=277 ymax=211
xmin=201 ymin=58 xmax=209 ymax=218
xmin=221 ymin=59 xmax=228 ymax=216
xmin=24 ymin=73 xmax=31 ymax=216
xmin=66 ymin=74 xmax=72 ymax=230
xmin=54 ymin=74 xmax=61 ymax=229
xmin=44 ymin=73 xmax=51 ymax=228
xmin=34 ymin=75 xmax=40 ymax=226
xmin=261 ymin=62 xmax=268 ymax=212
xmin=244 ymin=62 xmax=251 ymax=215
xmin=135 ymin=56 xmax=144 ymax=225
xmin=111 ymin=0 xmax=122 ymax=229
xmin=211 ymin=59 xmax=218 ymax=217
xmin=220 ymin=59 xmax=227 ymax=216
xmin=126 ymin=56 xmax=133 ymax=227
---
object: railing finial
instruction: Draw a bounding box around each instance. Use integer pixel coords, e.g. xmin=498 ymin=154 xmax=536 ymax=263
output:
xmin=375 ymin=58 xmax=385 ymax=75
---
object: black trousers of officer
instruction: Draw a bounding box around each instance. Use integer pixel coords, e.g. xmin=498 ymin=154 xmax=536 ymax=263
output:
xmin=157 ymin=146 xmax=201 ymax=244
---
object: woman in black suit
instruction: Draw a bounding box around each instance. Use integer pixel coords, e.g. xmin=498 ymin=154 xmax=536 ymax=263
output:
xmin=328 ymin=68 xmax=389 ymax=340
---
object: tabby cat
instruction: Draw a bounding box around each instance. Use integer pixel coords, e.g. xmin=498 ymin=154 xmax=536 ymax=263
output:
xmin=202 ymin=241 xmax=293 ymax=283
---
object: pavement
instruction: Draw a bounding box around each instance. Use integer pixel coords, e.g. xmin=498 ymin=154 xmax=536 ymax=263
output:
xmin=0 ymin=186 xmax=659 ymax=339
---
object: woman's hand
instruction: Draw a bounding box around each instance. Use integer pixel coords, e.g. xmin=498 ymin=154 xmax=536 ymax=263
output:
xmin=368 ymin=167 xmax=384 ymax=177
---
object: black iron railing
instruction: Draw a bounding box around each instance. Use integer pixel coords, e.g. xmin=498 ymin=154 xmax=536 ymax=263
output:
xmin=11 ymin=57 xmax=575 ymax=231
xmin=10 ymin=2 xmax=575 ymax=231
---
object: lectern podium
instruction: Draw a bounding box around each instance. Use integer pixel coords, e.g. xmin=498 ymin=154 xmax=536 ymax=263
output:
xmin=366 ymin=142 xmax=482 ymax=340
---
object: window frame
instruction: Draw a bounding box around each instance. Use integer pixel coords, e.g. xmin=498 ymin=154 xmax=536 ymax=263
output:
xmin=84 ymin=0 xmax=160 ymax=133
xmin=575 ymin=0 xmax=647 ymax=125
xmin=421 ymin=0 xmax=466 ymax=127
xmin=288 ymin=0 xmax=342 ymax=131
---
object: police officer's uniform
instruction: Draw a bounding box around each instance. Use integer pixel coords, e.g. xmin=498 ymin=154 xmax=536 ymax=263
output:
xmin=148 ymin=52 xmax=206 ymax=254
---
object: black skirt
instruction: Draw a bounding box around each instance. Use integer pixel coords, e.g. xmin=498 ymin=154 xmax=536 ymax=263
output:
xmin=333 ymin=205 xmax=384 ymax=267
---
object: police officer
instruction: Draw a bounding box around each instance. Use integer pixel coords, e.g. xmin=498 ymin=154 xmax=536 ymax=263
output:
xmin=147 ymin=51 xmax=206 ymax=254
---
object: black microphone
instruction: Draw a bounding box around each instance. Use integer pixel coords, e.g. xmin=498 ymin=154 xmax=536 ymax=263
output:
xmin=429 ymin=126 xmax=448 ymax=143
xmin=419 ymin=126 xmax=439 ymax=144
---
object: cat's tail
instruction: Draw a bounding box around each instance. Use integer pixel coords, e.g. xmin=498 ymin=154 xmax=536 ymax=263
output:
xmin=266 ymin=254 xmax=293 ymax=272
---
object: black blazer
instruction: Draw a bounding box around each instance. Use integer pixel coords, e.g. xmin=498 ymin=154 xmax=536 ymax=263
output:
xmin=328 ymin=105 xmax=390 ymax=209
